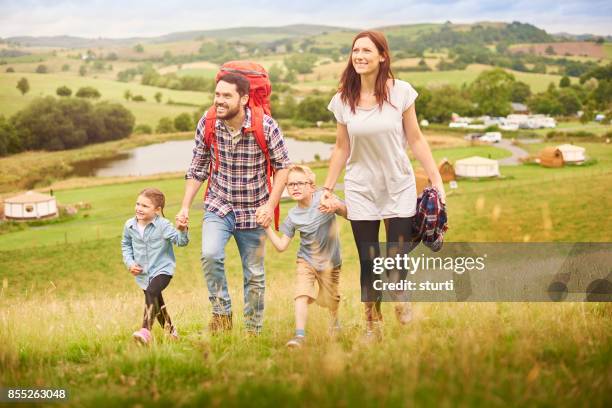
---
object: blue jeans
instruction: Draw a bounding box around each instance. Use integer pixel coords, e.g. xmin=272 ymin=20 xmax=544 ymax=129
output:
xmin=201 ymin=211 xmax=266 ymax=332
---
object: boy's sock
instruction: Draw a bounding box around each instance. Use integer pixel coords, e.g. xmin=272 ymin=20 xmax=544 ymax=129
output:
xmin=295 ymin=329 xmax=305 ymax=337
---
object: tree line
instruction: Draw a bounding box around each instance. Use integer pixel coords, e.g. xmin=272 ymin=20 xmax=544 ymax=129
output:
xmin=0 ymin=97 xmax=134 ymax=156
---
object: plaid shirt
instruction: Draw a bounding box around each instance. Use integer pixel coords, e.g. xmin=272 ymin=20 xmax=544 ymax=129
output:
xmin=185 ymin=108 xmax=291 ymax=229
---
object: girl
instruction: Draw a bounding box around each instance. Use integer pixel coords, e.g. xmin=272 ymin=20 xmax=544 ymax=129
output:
xmin=121 ymin=188 xmax=189 ymax=344
xmin=321 ymin=31 xmax=446 ymax=341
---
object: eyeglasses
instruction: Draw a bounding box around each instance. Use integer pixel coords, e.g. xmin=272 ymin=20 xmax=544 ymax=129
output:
xmin=287 ymin=181 xmax=311 ymax=189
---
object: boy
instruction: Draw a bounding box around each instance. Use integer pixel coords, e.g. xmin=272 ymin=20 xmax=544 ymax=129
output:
xmin=265 ymin=165 xmax=347 ymax=348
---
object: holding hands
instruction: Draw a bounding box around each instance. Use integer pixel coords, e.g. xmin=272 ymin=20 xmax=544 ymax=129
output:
xmin=256 ymin=203 xmax=273 ymax=228
xmin=175 ymin=208 xmax=189 ymax=231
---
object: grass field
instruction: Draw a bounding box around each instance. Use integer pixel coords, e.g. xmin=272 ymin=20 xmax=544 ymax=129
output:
xmin=295 ymin=64 xmax=573 ymax=93
xmin=0 ymin=72 xmax=209 ymax=127
xmin=1 ymin=141 xmax=611 ymax=406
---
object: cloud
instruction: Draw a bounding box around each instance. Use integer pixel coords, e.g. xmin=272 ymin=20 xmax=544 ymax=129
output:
xmin=0 ymin=0 xmax=610 ymax=38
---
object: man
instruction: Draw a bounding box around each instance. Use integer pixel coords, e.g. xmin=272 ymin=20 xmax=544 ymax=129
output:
xmin=177 ymin=73 xmax=290 ymax=334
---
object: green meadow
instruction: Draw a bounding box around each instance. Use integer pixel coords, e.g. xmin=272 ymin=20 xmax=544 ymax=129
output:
xmin=0 ymin=72 xmax=209 ymax=127
xmin=1 ymin=140 xmax=611 ymax=406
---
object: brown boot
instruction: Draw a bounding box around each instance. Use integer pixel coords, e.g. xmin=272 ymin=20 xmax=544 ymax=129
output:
xmin=208 ymin=313 xmax=232 ymax=334
xmin=361 ymin=302 xmax=383 ymax=343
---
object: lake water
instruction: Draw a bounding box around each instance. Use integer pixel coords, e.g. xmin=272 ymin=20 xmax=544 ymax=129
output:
xmin=71 ymin=138 xmax=333 ymax=177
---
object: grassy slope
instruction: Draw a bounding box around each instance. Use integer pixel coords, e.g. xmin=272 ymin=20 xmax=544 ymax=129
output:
xmin=0 ymin=143 xmax=611 ymax=406
xmin=0 ymin=72 xmax=210 ymax=126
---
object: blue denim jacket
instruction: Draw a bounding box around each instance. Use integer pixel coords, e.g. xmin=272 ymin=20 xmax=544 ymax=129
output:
xmin=121 ymin=215 xmax=189 ymax=289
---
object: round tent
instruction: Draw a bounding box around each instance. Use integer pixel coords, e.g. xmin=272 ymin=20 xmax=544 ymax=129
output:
xmin=414 ymin=167 xmax=431 ymax=195
xmin=3 ymin=191 xmax=57 ymax=220
xmin=556 ymin=144 xmax=585 ymax=163
xmin=455 ymin=156 xmax=500 ymax=178
xmin=538 ymin=147 xmax=564 ymax=168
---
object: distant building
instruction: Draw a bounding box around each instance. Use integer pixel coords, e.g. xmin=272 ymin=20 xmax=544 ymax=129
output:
xmin=511 ymin=103 xmax=529 ymax=114
xmin=556 ymin=144 xmax=586 ymax=163
xmin=3 ymin=191 xmax=58 ymax=221
xmin=455 ymin=156 xmax=500 ymax=178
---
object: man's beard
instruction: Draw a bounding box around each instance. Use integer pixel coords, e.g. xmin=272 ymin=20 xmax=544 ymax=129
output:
xmin=216 ymin=103 xmax=241 ymax=120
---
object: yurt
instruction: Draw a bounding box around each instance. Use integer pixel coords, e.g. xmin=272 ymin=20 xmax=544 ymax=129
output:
xmin=414 ymin=168 xmax=431 ymax=195
xmin=3 ymin=191 xmax=57 ymax=220
xmin=455 ymin=156 xmax=500 ymax=178
xmin=438 ymin=159 xmax=456 ymax=182
xmin=538 ymin=147 xmax=564 ymax=168
xmin=556 ymin=144 xmax=585 ymax=163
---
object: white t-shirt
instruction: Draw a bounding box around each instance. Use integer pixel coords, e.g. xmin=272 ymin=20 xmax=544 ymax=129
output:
xmin=327 ymin=79 xmax=418 ymax=220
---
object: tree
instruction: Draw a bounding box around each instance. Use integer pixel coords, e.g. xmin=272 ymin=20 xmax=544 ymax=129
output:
xmin=417 ymin=85 xmax=474 ymax=123
xmin=35 ymin=64 xmax=48 ymax=74
xmin=124 ymin=90 xmax=132 ymax=101
xmin=56 ymin=86 xmax=72 ymax=97
xmin=510 ymin=81 xmax=531 ymax=103
xmin=284 ymin=53 xmax=318 ymax=74
xmin=558 ymin=88 xmax=581 ymax=116
xmin=174 ymin=113 xmax=193 ymax=131
xmin=545 ymin=45 xmax=555 ymax=55
xmin=0 ymin=115 xmax=21 ymax=156
xmin=295 ymin=96 xmax=333 ymax=123
xmin=131 ymin=95 xmax=146 ymax=102
xmin=90 ymin=102 xmax=135 ymax=142
xmin=134 ymin=44 xmax=144 ymax=53
xmin=559 ymin=76 xmax=571 ymax=88
xmin=469 ymin=68 xmax=515 ymax=116
xmin=76 ymin=86 xmax=101 ymax=99
xmin=156 ymin=117 xmax=175 ymax=133
xmin=154 ymin=92 xmax=163 ymax=103
xmin=6 ymin=67 xmax=14 ymax=73
xmin=79 ymin=65 xmax=87 ymax=76
xmin=16 ymin=77 xmax=29 ymax=95
xmin=268 ymin=63 xmax=284 ymax=83
xmin=61 ymin=64 xmax=70 ymax=71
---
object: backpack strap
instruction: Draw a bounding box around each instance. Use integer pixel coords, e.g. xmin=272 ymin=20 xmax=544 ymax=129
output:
xmin=244 ymin=105 xmax=280 ymax=231
xmin=203 ymin=107 xmax=219 ymax=202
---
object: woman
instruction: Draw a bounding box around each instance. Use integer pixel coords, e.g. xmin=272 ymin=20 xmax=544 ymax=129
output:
xmin=320 ymin=30 xmax=445 ymax=341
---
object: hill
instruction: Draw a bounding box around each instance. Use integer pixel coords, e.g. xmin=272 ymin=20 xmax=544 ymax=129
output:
xmin=4 ymin=24 xmax=353 ymax=48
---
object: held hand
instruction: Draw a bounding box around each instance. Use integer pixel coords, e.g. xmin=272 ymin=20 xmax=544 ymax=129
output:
xmin=176 ymin=219 xmax=188 ymax=232
xmin=432 ymin=182 xmax=447 ymax=205
xmin=318 ymin=189 xmax=335 ymax=214
xmin=175 ymin=208 xmax=189 ymax=227
xmin=129 ymin=264 xmax=143 ymax=276
xmin=256 ymin=203 xmax=273 ymax=228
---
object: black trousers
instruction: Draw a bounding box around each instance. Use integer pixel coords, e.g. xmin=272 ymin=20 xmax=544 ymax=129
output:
xmin=142 ymin=274 xmax=173 ymax=330
xmin=350 ymin=217 xmax=416 ymax=304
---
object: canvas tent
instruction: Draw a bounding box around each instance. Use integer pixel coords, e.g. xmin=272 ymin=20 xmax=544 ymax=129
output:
xmin=556 ymin=144 xmax=585 ymax=163
xmin=438 ymin=159 xmax=456 ymax=182
xmin=538 ymin=147 xmax=564 ymax=168
xmin=3 ymin=191 xmax=57 ymax=220
xmin=455 ymin=156 xmax=500 ymax=178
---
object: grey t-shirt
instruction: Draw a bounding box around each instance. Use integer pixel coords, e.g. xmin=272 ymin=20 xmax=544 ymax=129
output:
xmin=280 ymin=190 xmax=342 ymax=271
xmin=327 ymin=79 xmax=419 ymax=220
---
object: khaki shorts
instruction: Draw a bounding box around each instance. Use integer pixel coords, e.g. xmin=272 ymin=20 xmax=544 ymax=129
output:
xmin=295 ymin=258 xmax=340 ymax=311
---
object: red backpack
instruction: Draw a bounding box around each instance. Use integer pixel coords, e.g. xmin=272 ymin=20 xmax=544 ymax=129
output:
xmin=203 ymin=61 xmax=280 ymax=230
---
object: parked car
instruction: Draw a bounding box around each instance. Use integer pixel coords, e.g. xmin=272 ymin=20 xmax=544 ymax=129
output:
xmin=479 ymin=132 xmax=502 ymax=143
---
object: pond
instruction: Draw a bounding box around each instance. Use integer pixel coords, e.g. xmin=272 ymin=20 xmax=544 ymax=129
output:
xmin=71 ymin=138 xmax=333 ymax=177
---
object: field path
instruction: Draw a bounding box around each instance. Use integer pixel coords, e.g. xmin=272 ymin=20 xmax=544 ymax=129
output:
xmin=497 ymin=139 xmax=533 ymax=165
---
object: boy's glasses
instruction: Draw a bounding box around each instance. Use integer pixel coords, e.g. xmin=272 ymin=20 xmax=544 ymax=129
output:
xmin=287 ymin=181 xmax=311 ymax=189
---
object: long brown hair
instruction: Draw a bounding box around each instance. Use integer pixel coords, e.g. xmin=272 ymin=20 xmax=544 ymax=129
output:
xmin=139 ymin=187 xmax=166 ymax=217
xmin=339 ymin=30 xmax=395 ymax=113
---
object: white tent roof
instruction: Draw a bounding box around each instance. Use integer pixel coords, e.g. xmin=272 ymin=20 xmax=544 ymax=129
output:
xmin=556 ymin=144 xmax=585 ymax=152
xmin=455 ymin=156 xmax=499 ymax=165
xmin=4 ymin=191 xmax=55 ymax=204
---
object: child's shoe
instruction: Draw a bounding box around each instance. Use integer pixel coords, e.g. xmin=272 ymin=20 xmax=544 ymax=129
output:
xmin=133 ymin=327 xmax=152 ymax=345
xmin=286 ymin=335 xmax=305 ymax=348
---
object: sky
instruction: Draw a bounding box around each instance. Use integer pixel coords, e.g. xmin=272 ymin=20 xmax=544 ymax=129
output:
xmin=0 ymin=0 xmax=611 ymax=39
